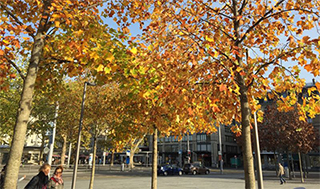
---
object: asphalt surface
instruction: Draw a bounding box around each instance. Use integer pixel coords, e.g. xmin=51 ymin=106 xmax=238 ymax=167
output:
xmin=15 ymin=165 xmax=320 ymax=189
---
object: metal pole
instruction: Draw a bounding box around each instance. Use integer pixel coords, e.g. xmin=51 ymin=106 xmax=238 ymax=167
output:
xmin=218 ymin=125 xmax=223 ymax=174
xmin=67 ymin=142 xmax=72 ymax=168
xmin=48 ymin=102 xmax=59 ymax=165
xmin=71 ymin=82 xmax=88 ymax=189
xmin=187 ymin=132 xmax=190 ymax=163
xmin=253 ymin=111 xmax=264 ymax=189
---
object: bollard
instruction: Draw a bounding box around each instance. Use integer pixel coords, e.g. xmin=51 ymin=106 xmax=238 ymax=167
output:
xmin=121 ymin=163 xmax=125 ymax=171
xmin=284 ymin=167 xmax=289 ymax=178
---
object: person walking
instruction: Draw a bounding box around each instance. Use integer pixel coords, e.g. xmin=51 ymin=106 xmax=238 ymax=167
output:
xmin=48 ymin=166 xmax=64 ymax=189
xmin=278 ymin=163 xmax=286 ymax=185
xmin=24 ymin=163 xmax=51 ymax=189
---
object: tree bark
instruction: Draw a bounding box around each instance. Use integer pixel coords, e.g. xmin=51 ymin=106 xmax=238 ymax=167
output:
xmin=3 ymin=2 xmax=51 ymax=188
xmin=39 ymin=132 xmax=46 ymax=165
xmin=273 ymin=151 xmax=278 ymax=176
xmin=111 ymin=150 xmax=114 ymax=166
xmin=298 ymin=151 xmax=304 ymax=183
xmin=129 ymin=136 xmax=145 ymax=170
xmin=286 ymin=150 xmax=292 ymax=180
xmin=89 ymin=131 xmax=97 ymax=189
xmin=151 ymin=127 xmax=158 ymax=189
xmin=60 ymin=134 xmax=67 ymax=166
xmin=239 ymin=84 xmax=255 ymax=189
xmin=291 ymin=152 xmax=295 ymax=178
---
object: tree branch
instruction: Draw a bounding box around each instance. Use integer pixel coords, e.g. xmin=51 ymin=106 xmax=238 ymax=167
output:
xmin=238 ymin=0 xmax=286 ymax=44
xmin=0 ymin=3 xmax=35 ymax=38
xmin=3 ymin=54 xmax=25 ymax=80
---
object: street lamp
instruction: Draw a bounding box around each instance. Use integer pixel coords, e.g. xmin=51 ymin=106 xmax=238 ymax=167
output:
xmin=253 ymin=111 xmax=264 ymax=189
xmin=71 ymin=81 xmax=96 ymax=189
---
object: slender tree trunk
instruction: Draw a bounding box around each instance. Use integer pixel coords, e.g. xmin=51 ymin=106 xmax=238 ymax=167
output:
xmin=286 ymin=150 xmax=292 ymax=180
xmin=111 ymin=150 xmax=114 ymax=166
xmin=151 ymin=127 xmax=158 ymax=189
xmin=39 ymin=132 xmax=46 ymax=165
xmin=239 ymin=84 xmax=255 ymax=189
xmin=274 ymin=151 xmax=278 ymax=176
xmin=291 ymin=152 xmax=295 ymax=178
xmin=60 ymin=134 xmax=67 ymax=166
xmin=129 ymin=136 xmax=145 ymax=170
xmin=298 ymin=151 xmax=304 ymax=183
xmin=3 ymin=2 xmax=51 ymax=188
xmin=89 ymin=132 xmax=97 ymax=189
xmin=303 ymin=153 xmax=308 ymax=178
xmin=129 ymin=147 xmax=134 ymax=171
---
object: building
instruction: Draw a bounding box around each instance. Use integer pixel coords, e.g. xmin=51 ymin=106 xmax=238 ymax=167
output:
xmin=0 ymin=132 xmax=46 ymax=165
xmin=157 ymin=125 xmax=241 ymax=168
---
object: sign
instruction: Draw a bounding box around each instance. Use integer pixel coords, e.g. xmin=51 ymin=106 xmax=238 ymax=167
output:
xmin=178 ymin=150 xmax=182 ymax=154
xmin=126 ymin=150 xmax=130 ymax=156
xmin=43 ymin=147 xmax=50 ymax=154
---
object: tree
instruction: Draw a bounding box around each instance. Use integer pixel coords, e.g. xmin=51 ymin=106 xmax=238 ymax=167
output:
xmin=259 ymin=104 xmax=319 ymax=182
xmin=0 ymin=1 xmax=106 ymax=187
xmin=107 ymin=0 xmax=320 ymax=188
xmin=0 ymin=78 xmax=23 ymax=145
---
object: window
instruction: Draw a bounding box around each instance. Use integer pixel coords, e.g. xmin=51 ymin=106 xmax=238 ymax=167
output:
xmin=197 ymin=144 xmax=211 ymax=152
xmin=197 ymin=134 xmax=207 ymax=142
xmin=225 ymin=135 xmax=235 ymax=143
xmin=182 ymin=134 xmax=192 ymax=142
xmin=226 ymin=145 xmax=238 ymax=153
xmin=225 ymin=126 xmax=231 ymax=133
xmin=182 ymin=144 xmax=192 ymax=152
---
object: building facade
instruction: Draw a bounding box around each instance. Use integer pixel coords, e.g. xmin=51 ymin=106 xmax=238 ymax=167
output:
xmin=157 ymin=125 xmax=241 ymax=168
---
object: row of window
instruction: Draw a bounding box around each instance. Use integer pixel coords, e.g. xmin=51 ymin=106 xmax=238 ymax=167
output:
xmin=158 ymin=133 xmax=235 ymax=143
xmin=159 ymin=143 xmax=238 ymax=153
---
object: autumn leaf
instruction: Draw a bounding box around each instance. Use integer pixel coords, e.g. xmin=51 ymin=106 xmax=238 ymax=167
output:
xmin=219 ymin=84 xmax=227 ymax=92
xmin=315 ymin=82 xmax=320 ymax=90
xmin=130 ymin=47 xmax=138 ymax=54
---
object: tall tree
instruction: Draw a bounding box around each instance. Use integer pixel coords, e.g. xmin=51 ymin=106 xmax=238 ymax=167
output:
xmin=107 ymin=0 xmax=320 ymax=188
xmin=0 ymin=78 xmax=23 ymax=145
xmin=259 ymin=104 xmax=319 ymax=182
xmin=0 ymin=1 xmax=106 ymax=187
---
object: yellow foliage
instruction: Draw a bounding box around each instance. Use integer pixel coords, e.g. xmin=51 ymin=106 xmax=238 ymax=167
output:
xmin=130 ymin=47 xmax=138 ymax=54
xmin=96 ymin=64 xmax=104 ymax=72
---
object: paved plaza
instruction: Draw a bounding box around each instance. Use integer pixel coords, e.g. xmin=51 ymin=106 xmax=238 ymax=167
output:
xmin=15 ymin=165 xmax=320 ymax=189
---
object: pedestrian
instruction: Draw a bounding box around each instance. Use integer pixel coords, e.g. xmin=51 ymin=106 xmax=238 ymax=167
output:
xmin=278 ymin=163 xmax=286 ymax=185
xmin=48 ymin=166 xmax=64 ymax=189
xmin=24 ymin=163 xmax=51 ymax=189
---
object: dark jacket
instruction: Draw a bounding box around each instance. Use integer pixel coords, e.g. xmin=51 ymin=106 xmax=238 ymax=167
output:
xmin=24 ymin=171 xmax=49 ymax=189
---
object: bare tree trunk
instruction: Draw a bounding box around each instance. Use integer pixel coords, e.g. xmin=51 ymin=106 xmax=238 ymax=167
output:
xmin=111 ymin=150 xmax=114 ymax=166
xmin=60 ymin=134 xmax=67 ymax=166
xmin=151 ymin=127 xmax=158 ymax=189
xmin=298 ymin=151 xmax=304 ymax=183
xmin=3 ymin=2 xmax=51 ymax=188
xmin=129 ymin=136 xmax=145 ymax=170
xmin=303 ymin=153 xmax=308 ymax=178
xmin=39 ymin=132 xmax=46 ymax=165
xmin=89 ymin=132 xmax=97 ymax=189
xmin=274 ymin=151 xmax=278 ymax=176
xmin=239 ymin=84 xmax=255 ymax=189
xmin=291 ymin=152 xmax=295 ymax=178
xmin=286 ymin=150 xmax=292 ymax=180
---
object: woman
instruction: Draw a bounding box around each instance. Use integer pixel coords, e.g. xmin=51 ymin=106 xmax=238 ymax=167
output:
xmin=25 ymin=163 xmax=51 ymax=189
xmin=48 ymin=166 xmax=64 ymax=189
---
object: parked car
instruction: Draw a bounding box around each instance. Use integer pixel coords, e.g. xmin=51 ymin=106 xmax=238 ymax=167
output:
xmin=183 ymin=163 xmax=210 ymax=175
xmin=158 ymin=164 xmax=183 ymax=176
